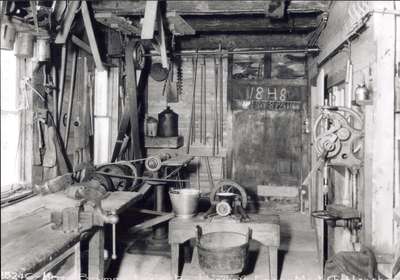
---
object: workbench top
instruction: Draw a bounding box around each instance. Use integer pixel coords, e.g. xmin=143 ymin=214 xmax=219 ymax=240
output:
xmin=1 ymin=191 xmax=142 ymax=278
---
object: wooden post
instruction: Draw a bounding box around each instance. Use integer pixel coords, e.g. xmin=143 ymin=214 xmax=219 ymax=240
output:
xmin=141 ymin=1 xmax=158 ymax=40
xmin=88 ymin=229 xmax=105 ymax=279
xmin=171 ymin=243 xmax=180 ymax=279
xmin=81 ymin=1 xmax=106 ymax=72
xmin=268 ymin=246 xmax=278 ymax=280
xmin=368 ymin=2 xmax=395 ymax=255
xmin=74 ymin=243 xmax=81 ymax=279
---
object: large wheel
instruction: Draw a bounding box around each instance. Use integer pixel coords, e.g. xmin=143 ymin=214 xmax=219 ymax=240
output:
xmin=117 ymin=161 xmax=139 ymax=190
xmin=96 ymin=163 xmax=133 ymax=191
xmin=209 ymin=179 xmax=248 ymax=209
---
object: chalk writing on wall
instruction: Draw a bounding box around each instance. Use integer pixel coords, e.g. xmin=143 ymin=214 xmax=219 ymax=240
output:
xmin=231 ymin=82 xmax=305 ymax=111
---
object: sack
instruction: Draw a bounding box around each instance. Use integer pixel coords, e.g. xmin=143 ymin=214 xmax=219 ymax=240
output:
xmin=324 ymin=247 xmax=380 ymax=280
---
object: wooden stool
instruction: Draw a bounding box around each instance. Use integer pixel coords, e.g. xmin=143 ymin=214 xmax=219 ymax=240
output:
xmin=168 ymin=214 xmax=280 ymax=279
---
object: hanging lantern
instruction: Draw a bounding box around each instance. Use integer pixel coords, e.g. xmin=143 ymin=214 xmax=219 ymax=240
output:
xmin=354 ymin=84 xmax=370 ymax=105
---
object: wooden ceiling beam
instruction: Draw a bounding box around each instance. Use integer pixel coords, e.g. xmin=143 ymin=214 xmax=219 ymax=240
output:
xmin=183 ymin=15 xmax=318 ymax=33
xmin=92 ymin=1 xmax=328 ymax=16
xmin=176 ymin=33 xmax=308 ymax=50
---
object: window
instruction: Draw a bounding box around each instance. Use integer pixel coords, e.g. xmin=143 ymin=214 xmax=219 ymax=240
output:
xmin=1 ymin=50 xmax=20 ymax=190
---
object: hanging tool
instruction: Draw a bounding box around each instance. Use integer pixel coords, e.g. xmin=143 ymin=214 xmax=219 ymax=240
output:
xmin=192 ymin=51 xmax=199 ymax=143
xmin=219 ymin=46 xmax=224 ymax=147
xmin=200 ymin=57 xmax=204 ymax=143
xmin=65 ymin=49 xmax=77 ymax=150
xmin=88 ymin=72 xmax=95 ymax=136
xmin=176 ymin=56 xmax=183 ymax=96
xmin=166 ymin=60 xmax=178 ymax=103
xmin=213 ymin=57 xmax=219 ymax=156
xmin=57 ymin=44 xmax=67 ymax=128
xmin=203 ymin=57 xmax=207 ymax=144
xmin=51 ymin=66 xmax=58 ymax=129
xmin=186 ymin=50 xmax=198 ymax=153
xmin=203 ymin=156 xmax=215 ymax=190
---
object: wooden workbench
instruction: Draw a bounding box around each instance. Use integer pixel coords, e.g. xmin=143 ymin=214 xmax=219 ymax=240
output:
xmin=1 ymin=191 xmax=142 ymax=280
xmin=168 ymin=214 xmax=280 ymax=280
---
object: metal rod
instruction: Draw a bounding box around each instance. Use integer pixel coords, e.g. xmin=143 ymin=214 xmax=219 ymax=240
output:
xmin=200 ymin=58 xmax=204 ymax=143
xmin=186 ymin=52 xmax=199 ymax=152
xmin=204 ymin=157 xmax=215 ymax=190
xmin=203 ymin=57 xmax=207 ymax=144
xmin=96 ymin=171 xmax=189 ymax=183
xmin=213 ymin=57 xmax=219 ymax=155
xmin=111 ymin=223 xmax=117 ymax=260
xmin=51 ymin=66 xmax=58 ymax=128
xmin=219 ymin=47 xmax=224 ymax=147
xmin=65 ymin=50 xmax=77 ymax=150
xmin=57 ymin=44 xmax=67 ymax=127
xmin=107 ymin=48 xmax=320 ymax=58
xmin=153 ymin=170 xmax=168 ymax=240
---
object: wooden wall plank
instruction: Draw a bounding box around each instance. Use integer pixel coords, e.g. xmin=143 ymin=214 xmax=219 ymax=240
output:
xmin=370 ymin=4 xmax=395 ymax=255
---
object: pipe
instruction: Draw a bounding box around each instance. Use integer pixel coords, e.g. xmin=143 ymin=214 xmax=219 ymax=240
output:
xmin=95 ymin=171 xmax=190 ymax=183
xmin=148 ymin=48 xmax=321 ymax=57
xmin=109 ymin=48 xmax=320 ymax=58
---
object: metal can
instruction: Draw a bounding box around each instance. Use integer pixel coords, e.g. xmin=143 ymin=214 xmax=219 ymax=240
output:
xmin=157 ymin=106 xmax=178 ymax=137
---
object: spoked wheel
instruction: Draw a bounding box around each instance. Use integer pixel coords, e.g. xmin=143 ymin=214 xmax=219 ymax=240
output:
xmin=209 ymin=179 xmax=248 ymax=209
xmin=96 ymin=162 xmax=138 ymax=191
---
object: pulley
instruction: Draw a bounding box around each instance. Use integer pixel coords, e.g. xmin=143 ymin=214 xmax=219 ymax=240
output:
xmin=132 ymin=41 xmax=145 ymax=70
xmin=312 ymin=106 xmax=364 ymax=169
xmin=96 ymin=162 xmax=138 ymax=191
xmin=144 ymin=153 xmax=171 ymax=172
xmin=210 ymin=180 xmax=248 ymax=209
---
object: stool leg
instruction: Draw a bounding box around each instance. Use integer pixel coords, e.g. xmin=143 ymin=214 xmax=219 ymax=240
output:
xmin=269 ymin=246 xmax=278 ymax=280
xmin=171 ymin=243 xmax=180 ymax=279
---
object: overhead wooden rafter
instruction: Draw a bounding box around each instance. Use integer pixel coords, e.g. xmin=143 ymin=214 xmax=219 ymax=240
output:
xmin=95 ymin=12 xmax=141 ymax=35
xmin=141 ymin=0 xmax=168 ymax=68
xmin=92 ymin=0 xmax=330 ymax=16
xmin=184 ymin=14 xmax=318 ymax=33
xmin=166 ymin=11 xmax=195 ymax=36
xmin=54 ymin=1 xmax=106 ymax=71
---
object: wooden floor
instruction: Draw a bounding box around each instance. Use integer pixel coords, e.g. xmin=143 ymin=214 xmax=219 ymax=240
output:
xmin=112 ymin=212 xmax=321 ymax=280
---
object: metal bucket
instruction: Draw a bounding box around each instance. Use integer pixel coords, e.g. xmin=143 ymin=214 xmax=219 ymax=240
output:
xmin=169 ymin=188 xmax=200 ymax=218
xmin=146 ymin=116 xmax=158 ymax=137
xmin=14 ymin=32 xmax=34 ymax=58
xmin=37 ymin=36 xmax=51 ymax=62
xmin=197 ymin=226 xmax=251 ymax=278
